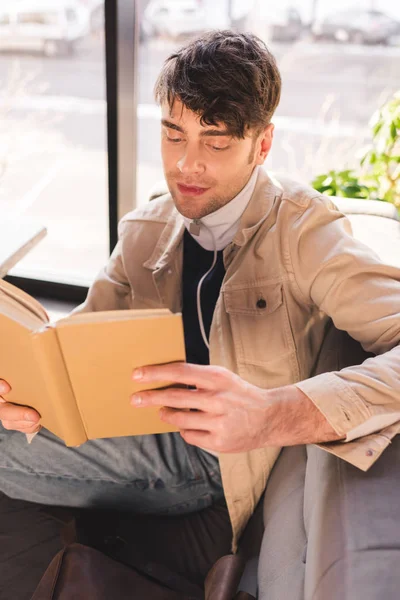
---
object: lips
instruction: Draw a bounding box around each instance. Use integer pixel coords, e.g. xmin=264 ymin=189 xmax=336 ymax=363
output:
xmin=177 ymin=183 xmax=210 ymax=197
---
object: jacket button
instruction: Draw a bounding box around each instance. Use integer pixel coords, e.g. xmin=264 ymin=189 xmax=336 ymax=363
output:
xmin=256 ymin=298 xmax=267 ymax=309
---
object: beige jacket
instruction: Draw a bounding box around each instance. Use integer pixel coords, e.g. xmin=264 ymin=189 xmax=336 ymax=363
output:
xmin=77 ymin=168 xmax=400 ymax=551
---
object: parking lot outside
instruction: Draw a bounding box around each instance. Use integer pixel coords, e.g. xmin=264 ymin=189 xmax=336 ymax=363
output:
xmin=1 ymin=0 xmax=400 ymax=285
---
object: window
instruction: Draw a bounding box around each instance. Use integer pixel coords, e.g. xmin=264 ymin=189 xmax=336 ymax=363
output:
xmin=65 ymin=9 xmax=78 ymax=24
xmin=3 ymin=1 xmax=111 ymax=292
xmin=0 ymin=14 xmax=10 ymax=26
xmin=136 ymin=0 xmax=400 ymax=208
xmin=17 ymin=12 xmax=59 ymax=26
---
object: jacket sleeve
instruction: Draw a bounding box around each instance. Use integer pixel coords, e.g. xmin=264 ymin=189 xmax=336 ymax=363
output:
xmin=73 ymin=219 xmax=132 ymax=315
xmin=288 ymin=195 xmax=400 ymax=446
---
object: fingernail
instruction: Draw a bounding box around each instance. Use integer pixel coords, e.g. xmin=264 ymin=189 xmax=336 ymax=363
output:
xmin=0 ymin=382 xmax=7 ymax=393
xmin=131 ymin=395 xmax=142 ymax=406
xmin=132 ymin=368 xmax=143 ymax=381
xmin=25 ymin=412 xmax=39 ymax=423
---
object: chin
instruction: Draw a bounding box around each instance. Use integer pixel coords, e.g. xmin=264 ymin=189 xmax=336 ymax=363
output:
xmin=175 ymin=204 xmax=205 ymax=220
xmin=170 ymin=193 xmax=206 ymax=220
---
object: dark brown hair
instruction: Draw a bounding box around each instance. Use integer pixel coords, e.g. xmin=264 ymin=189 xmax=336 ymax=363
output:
xmin=154 ymin=30 xmax=281 ymax=139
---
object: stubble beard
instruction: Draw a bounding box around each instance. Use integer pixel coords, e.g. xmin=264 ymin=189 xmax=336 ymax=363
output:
xmin=165 ymin=143 xmax=258 ymax=219
xmin=167 ymin=167 xmax=256 ymax=219
xmin=170 ymin=187 xmax=233 ymax=220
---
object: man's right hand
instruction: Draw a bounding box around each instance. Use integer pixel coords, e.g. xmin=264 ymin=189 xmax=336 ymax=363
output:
xmin=0 ymin=380 xmax=41 ymax=433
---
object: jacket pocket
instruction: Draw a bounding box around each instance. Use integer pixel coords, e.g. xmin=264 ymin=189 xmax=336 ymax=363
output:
xmin=223 ymin=282 xmax=297 ymax=370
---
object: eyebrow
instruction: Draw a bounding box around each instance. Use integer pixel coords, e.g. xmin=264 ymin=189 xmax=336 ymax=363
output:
xmin=161 ymin=119 xmax=233 ymax=137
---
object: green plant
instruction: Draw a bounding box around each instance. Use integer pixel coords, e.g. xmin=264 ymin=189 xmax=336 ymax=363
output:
xmin=312 ymin=91 xmax=400 ymax=209
xmin=312 ymin=169 xmax=371 ymax=199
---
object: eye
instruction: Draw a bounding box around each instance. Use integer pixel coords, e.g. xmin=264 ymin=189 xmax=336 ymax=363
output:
xmin=210 ymin=145 xmax=229 ymax=152
xmin=163 ymin=129 xmax=183 ymax=143
xmin=166 ymin=135 xmax=182 ymax=143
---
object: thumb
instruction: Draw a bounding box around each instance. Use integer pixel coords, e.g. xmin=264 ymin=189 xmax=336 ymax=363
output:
xmin=0 ymin=380 xmax=11 ymax=396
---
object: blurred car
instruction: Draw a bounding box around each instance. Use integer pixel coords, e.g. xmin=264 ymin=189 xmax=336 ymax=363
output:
xmin=263 ymin=7 xmax=303 ymax=42
xmin=78 ymin=0 xmax=104 ymax=34
xmin=0 ymin=0 xmax=89 ymax=57
xmin=312 ymin=9 xmax=400 ymax=45
xmin=142 ymin=0 xmax=207 ymax=40
xmin=246 ymin=2 xmax=304 ymax=44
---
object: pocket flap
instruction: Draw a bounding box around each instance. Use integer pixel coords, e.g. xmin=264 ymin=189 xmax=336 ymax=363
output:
xmin=223 ymin=283 xmax=283 ymax=316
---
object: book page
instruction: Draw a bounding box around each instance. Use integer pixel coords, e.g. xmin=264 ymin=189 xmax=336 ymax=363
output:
xmin=0 ymin=279 xmax=49 ymax=326
xmin=58 ymin=308 xmax=172 ymax=325
xmin=0 ymin=293 xmax=45 ymax=330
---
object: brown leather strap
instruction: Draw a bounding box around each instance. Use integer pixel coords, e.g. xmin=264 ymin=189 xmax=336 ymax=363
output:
xmin=31 ymin=548 xmax=66 ymax=600
xmin=204 ymin=554 xmax=245 ymax=600
xmin=31 ymin=544 xmax=199 ymax=600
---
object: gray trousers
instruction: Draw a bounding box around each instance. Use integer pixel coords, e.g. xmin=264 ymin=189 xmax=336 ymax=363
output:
xmin=0 ymin=426 xmax=224 ymax=515
xmin=258 ymin=436 xmax=400 ymax=600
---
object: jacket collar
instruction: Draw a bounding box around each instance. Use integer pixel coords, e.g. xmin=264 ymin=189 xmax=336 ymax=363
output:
xmin=143 ymin=168 xmax=282 ymax=271
xmin=143 ymin=207 xmax=185 ymax=272
xmin=232 ymin=168 xmax=282 ymax=247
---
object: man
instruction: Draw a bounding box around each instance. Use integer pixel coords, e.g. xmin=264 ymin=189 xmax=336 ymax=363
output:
xmin=0 ymin=31 xmax=399 ymax=598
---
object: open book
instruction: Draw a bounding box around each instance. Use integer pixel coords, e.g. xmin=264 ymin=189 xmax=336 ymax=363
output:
xmin=0 ymin=220 xmax=47 ymax=279
xmin=0 ymin=279 xmax=185 ymax=446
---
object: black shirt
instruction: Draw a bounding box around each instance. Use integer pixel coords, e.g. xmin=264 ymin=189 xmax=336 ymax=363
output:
xmin=182 ymin=229 xmax=226 ymax=365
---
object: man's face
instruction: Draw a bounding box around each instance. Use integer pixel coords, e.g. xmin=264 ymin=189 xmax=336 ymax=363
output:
xmin=160 ymin=100 xmax=273 ymax=220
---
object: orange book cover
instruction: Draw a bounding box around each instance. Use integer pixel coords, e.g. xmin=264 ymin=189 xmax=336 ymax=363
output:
xmin=0 ymin=279 xmax=185 ymax=446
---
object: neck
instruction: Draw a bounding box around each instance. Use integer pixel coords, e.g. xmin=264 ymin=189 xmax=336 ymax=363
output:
xmin=183 ymin=166 xmax=260 ymax=251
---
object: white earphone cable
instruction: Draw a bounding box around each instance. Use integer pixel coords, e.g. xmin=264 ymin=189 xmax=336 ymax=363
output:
xmin=193 ymin=221 xmax=218 ymax=351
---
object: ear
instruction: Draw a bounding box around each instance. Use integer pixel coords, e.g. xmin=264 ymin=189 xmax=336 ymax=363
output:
xmin=255 ymin=124 xmax=274 ymax=165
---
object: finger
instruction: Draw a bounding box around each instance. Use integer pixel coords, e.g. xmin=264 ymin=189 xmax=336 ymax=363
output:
xmin=131 ymin=388 xmax=224 ymax=413
xmin=132 ymin=362 xmax=233 ymax=391
xmin=180 ymin=429 xmax=216 ymax=450
xmin=0 ymin=380 xmax=11 ymax=395
xmin=159 ymin=407 xmax=216 ymax=431
xmin=0 ymin=403 xmax=40 ymax=423
xmin=1 ymin=421 xmax=41 ymax=433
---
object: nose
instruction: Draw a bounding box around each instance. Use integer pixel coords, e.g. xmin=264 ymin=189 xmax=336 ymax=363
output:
xmin=177 ymin=144 xmax=205 ymax=175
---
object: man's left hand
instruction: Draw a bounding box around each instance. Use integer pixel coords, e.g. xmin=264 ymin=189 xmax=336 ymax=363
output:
xmin=130 ymin=363 xmax=343 ymax=453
